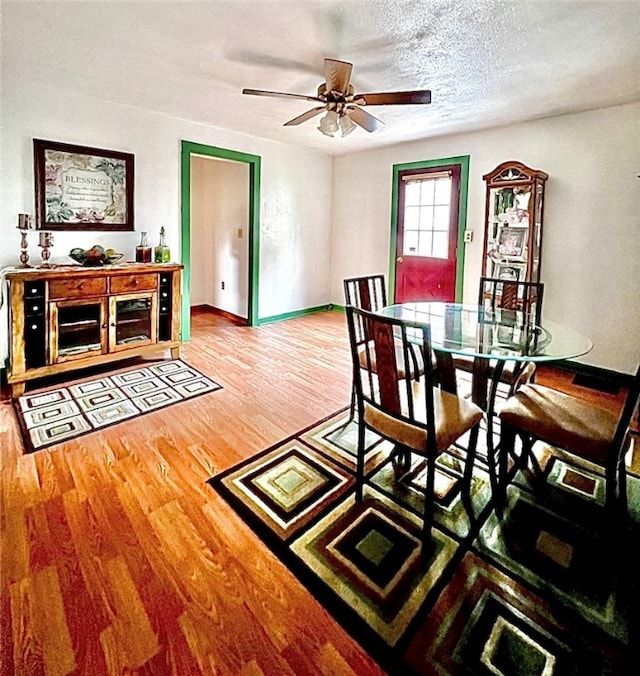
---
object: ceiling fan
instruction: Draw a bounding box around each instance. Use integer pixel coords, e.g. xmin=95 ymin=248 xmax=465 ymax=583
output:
xmin=242 ymin=58 xmax=432 ymax=137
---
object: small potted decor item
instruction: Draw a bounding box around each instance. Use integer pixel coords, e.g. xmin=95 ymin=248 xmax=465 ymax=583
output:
xmin=154 ymin=227 xmax=171 ymax=263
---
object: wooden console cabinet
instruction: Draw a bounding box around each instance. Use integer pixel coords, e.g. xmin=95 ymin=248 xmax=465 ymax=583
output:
xmin=5 ymin=263 xmax=182 ymax=397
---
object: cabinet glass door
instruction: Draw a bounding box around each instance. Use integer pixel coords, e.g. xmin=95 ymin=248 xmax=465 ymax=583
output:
xmin=50 ymin=299 xmax=107 ymax=363
xmin=481 ymin=161 xmax=548 ymax=284
xmin=110 ymin=293 xmax=157 ymax=352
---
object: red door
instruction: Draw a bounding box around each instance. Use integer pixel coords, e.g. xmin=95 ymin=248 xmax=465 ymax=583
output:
xmin=394 ymin=165 xmax=461 ymax=303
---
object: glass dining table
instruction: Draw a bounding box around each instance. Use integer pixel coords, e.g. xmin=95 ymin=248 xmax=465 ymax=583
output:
xmin=376 ymin=301 xmax=593 ymax=424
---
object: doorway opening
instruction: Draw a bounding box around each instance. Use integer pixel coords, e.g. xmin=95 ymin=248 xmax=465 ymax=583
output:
xmin=389 ymin=156 xmax=469 ymax=303
xmin=180 ymin=141 xmax=261 ymax=339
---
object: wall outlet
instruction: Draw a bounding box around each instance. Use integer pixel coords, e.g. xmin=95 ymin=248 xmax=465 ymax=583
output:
xmin=221 ymin=281 xmax=225 ymax=290
xmin=237 ymin=227 xmax=243 ymax=238
xmin=463 ymin=230 xmax=473 ymax=243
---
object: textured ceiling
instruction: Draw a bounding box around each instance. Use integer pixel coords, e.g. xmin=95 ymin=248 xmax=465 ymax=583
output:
xmin=4 ymin=1 xmax=640 ymax=156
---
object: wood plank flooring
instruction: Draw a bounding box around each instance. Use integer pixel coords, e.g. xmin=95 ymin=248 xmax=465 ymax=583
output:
xmin=0 ymin=310 xmax=632 ymax=675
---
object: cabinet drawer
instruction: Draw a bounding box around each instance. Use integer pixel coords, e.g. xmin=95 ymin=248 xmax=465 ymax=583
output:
xmin=49 ymin=277 xmax=107 ymax=299
xmin=110 ymin=274 xmax=158 ymax=294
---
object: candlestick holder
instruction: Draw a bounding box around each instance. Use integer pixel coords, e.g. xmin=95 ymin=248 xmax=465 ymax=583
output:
xmin=38 ymin=231 xmax=54 ymax=268
xmin=16 ymin=214 xmax=34 ymax=268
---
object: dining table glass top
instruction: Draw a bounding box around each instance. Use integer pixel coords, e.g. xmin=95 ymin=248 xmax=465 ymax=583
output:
xmin=377 ymin=302 xmax=593 ymax=363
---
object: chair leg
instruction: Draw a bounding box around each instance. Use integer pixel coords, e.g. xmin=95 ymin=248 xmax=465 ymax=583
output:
xmin=605 ymin=460 xmax=623 ymax=513
xmin=422 ymin=451 xmax=436 ymax=548
xmin=461 ymin=425 xmax=479 ymax=523
xmin=495 ymin=423 xmax=516 ymax=518
xmin=617 ymin=458 xmax=628 ymax=513
xmin=355 ymin=414 xmax=366 ymax=502
xmin=391 ymin=444 xmax=412 ymax=480
xmin=347 ymin=381 xmax=357 ymax=423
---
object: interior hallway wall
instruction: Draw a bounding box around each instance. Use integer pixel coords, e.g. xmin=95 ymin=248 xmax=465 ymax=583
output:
xmin=191 ymin=157 xmax=249 ymax=318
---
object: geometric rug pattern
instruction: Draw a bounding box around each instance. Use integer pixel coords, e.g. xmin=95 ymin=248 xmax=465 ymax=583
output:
xmin=209 ymin=409 xmax=640 ymax=674
xmin=14 ymin=359 xmax=222 ymax=453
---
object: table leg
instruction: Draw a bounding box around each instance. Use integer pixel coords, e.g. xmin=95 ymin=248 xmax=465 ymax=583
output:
xmin=474 ymin=358 xmax=502 ymax=508
xmin=480 ymin=359 xmax=530 ymax=514
xmin=434 ymin=350 xmax=457 ymax=395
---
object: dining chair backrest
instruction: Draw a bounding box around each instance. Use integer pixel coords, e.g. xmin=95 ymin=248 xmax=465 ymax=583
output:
xmin=344 ymin=274 xmax=388 ymax=349
xmin=345 ymin=305 xmax=438 ymax=443
xmin=479 ymin=276 xmax=544 ymax=326
xmin=343 ymin=274 xmax=387 ymax=313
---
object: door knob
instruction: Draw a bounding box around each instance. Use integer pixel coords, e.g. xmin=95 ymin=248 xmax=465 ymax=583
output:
xmin=396 ymin=257 xmax=404 ymax=263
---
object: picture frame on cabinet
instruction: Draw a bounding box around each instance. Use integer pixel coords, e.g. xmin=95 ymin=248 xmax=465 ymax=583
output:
xmin=33 ymin=139 xmax=134 ymax=231
xmin=496 ymin=226 xmax=527 ymax=258
xmin=495 ymin=262 xmax=526 ymax=283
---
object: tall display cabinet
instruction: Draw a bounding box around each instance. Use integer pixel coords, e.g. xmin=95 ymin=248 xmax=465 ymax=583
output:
xmin=481 ymin=160 xmax=548 ymax=285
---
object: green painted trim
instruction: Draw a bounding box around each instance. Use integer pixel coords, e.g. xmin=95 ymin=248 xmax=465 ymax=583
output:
xmin=258 ymin=304 xmax=333 ymax=325
xmin=332 ymin=303 xmax=346 ymax=313
xmin=389 ymin=155 xmax=470 ymax=304
xmin=456 ymin=156 xmax=470 ymax=302
xmin=180 ymin=141 xmax=262 ymax=338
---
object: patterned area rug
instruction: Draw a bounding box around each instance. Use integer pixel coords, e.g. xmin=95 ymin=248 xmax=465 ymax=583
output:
xmin=14 ymin=359 xmax=222 ymax=453
xmin=209 ymin=409 xmax=640 ymax=674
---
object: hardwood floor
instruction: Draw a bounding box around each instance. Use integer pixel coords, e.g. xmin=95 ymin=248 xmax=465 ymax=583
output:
xmin=0 ymin=310 xmax=633 ymax=675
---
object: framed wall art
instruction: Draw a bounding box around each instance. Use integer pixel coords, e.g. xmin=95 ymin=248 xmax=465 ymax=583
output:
xmin=33 ymin=139 xmax=134 ymax=231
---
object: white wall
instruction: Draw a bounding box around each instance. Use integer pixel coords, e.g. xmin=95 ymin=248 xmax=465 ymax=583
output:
xmin=0 ymin=80 xmax=333 ymax=361
xmin=331 ymin=103 xmax=640 ymax=374
xmin=191 ymin=156 xmax=250 ymax=318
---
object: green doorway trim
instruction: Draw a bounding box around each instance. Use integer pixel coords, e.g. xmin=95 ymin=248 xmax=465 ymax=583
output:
xmin=389 ymin=155 xmax=470 ymax=303
xmin=180 ymin=141 xmax=262 ymax=339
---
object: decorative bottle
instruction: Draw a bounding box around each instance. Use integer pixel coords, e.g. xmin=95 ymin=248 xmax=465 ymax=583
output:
xmin=154 ymin=227 xmax=171 ymax=263
xmin=135 ymin=231 xmax=152 ymax=263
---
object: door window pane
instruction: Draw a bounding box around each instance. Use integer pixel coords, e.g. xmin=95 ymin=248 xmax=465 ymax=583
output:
xmin=404 ymin=205 xmax=420 ymax=230
xmin=434 ymin=178 xmax=452 ymax=203
xmin=433 ymin=204 xmax=451 ymax=230
xmin=431 ymin=231 xmax=449 ymax=258
xmin=404 ymin=182 xmax=422 ymax=206
xmin=403 ymin=230 xmax=419 ymax=255
xmin=402 ymin=176 xmax=452 ymax=259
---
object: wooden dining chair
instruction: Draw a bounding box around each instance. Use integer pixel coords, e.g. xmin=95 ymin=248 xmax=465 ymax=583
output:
xmin=497 ymin=364 xmax=640 ymax=518
xmin=345 ymin=305 xmax=483 ymax=547
xmin=343 ymin=274 xmax=426 ymax=421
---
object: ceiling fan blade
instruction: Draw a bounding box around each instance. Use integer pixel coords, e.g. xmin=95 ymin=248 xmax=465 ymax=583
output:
xmin=353 ymin=90 xmax=432 ymax=106
xmin=242 ymin=88 xmax=322 ymax=103
xmin=346 ymin=106 xmax=384 ymax=133
xmin=324 ymin=58 xmax=353 ymax=95
xmin=283 ymin=107 xmax=327 ymax=126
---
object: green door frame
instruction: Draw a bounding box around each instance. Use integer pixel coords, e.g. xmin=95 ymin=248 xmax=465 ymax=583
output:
xmin=389 ymin=155 xmax=470 ymax=303
xmin=180 ymin=140 xmax=261 ymax=338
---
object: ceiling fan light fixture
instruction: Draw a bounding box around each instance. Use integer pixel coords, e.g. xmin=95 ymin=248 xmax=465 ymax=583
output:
xmin=318 ymin=110 xmax=339 ymax=137
xmin=339 ymin=113 xmax=357 ymax=137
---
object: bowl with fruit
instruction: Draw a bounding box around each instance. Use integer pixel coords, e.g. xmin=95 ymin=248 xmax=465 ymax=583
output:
xmin=69 ymin=246 xmax=124 ymax=266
